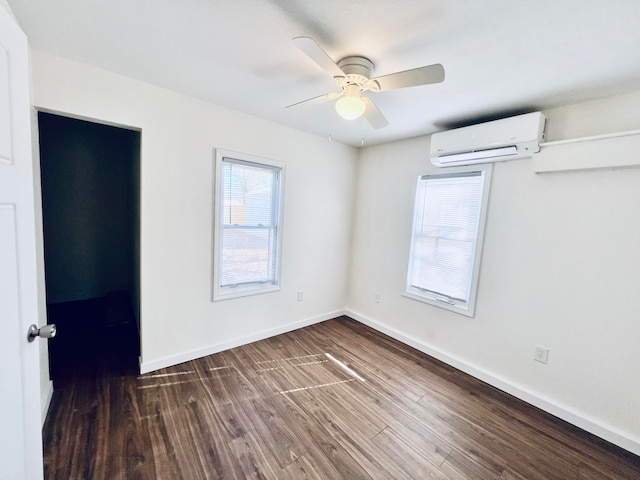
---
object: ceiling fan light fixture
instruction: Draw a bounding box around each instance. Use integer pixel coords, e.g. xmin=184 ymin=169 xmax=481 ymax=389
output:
xmin=335 ymin=94 xmax=366 ymax=120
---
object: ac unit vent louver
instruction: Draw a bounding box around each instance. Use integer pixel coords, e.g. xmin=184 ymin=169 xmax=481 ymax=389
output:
xmin=430 ymin=112 xmax=546 ymax=167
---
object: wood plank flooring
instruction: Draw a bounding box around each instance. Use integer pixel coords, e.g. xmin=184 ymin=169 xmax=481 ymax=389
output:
xmin=42 ymin=316 xmax=640 ymax=479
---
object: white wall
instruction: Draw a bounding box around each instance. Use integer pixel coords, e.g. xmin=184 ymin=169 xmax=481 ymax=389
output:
xmin=30 ymin=51 xmax=358 ymax=372
xmin=347 ymin=90 xmax=640 ymax=455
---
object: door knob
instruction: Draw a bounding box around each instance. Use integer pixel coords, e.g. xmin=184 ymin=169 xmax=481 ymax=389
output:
xmin=27 ymin=324 xmax=57 ymax=342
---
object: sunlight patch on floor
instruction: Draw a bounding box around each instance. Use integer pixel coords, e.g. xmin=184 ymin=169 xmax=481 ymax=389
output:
xmin=325 ymin=353 xmax=366 ymax=382
xmin=277 ymin=379 xmax=356 ymax=395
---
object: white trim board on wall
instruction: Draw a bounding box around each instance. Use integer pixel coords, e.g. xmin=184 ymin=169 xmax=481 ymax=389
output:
xmin=345 ymin=309 xmax=640 ymax=457
xmin=533 ymin=132 xmax=640 ymax=172
xmin=139 ymin=310 xmax=345 ymax=374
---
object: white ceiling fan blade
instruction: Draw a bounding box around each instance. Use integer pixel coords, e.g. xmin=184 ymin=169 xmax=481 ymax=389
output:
xmin=285 ymin=92 xmax=341 ymax=109
xmin=363 ymin=98 xmax=389 ymax=129
xmin=373 ymin=63 xmax=445 ymax=91
xmin=293 ymin=36 xmax=345 ymax=78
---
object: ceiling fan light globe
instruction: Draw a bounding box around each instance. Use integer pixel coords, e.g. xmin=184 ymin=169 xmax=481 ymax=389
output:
xmin=335 ymin=95 xmax=366 ymax=120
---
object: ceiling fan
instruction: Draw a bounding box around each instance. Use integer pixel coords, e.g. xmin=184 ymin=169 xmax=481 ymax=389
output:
xmin=287 ymin=36 xmax=445 ymax=129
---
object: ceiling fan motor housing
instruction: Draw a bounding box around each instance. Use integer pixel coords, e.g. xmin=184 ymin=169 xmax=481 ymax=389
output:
xmin=337 ymin=56 xmax=374 ymax=78
xmin=336 ymin=56 xmax=381 ymax=92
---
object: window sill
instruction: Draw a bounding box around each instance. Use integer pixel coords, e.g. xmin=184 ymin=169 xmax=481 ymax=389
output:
xmin=213 ymin=284 xmax=280 ymax=302
xmin=402 ymin=291 xmax=475 ymax=317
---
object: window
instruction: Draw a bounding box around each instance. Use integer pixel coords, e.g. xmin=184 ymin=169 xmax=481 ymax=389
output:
xmin=213 ymin=149 xmax=284 ymax=301
xmin=404 ymin=164 xmax=492 ymax=316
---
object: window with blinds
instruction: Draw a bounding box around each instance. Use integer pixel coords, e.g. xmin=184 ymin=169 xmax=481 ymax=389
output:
xmin=213 ymin=150 xmax=284 ymax=301
xmin=405 ymin=164 xmax=492 ymax=316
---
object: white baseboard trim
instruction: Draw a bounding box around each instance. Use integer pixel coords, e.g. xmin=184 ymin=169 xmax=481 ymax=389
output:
xmin=345 ymin=308 xmax=640 ymax=457
xmin=41 ymin=379 xmax=53 ymax=428
xmin=139 ymin=310 xmax=345 ymax=374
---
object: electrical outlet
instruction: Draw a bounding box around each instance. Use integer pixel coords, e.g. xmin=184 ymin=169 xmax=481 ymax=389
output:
xmin=534 ymin=346 xmax=549 ymax=364
xmin=374 ymin=293 xmax=381 ymax=303
xmin=297 ymin=290 xmax=304 ymax=302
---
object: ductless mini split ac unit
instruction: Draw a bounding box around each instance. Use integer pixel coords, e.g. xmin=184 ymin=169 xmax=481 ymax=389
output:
xmin=430 ymin=112 xmax=546 ymax=167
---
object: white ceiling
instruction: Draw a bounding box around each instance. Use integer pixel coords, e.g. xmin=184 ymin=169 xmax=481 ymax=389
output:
xmin=8 ymin=0 xmax=640 ymax=147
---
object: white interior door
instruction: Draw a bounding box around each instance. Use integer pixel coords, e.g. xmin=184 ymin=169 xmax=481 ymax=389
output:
xmin=0 ymin=6 xmax=44 ymax=480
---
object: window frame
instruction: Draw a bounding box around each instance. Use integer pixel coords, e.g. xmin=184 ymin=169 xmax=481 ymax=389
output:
xmin=212 ymin=149 xmax=285 ymax=301
xmin=403 ymin=164 xmax=492 ymax=317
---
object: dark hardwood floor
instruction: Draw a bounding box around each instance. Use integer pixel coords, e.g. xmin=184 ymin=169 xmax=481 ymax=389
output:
xmin=42 ymin=316 xmax=640 ymax=479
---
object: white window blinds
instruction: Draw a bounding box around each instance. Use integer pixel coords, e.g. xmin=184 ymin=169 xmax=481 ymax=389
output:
xmin=406 ymin=166 xmax=491 ymax=316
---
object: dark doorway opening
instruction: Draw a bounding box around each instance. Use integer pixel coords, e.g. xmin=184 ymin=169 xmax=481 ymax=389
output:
xmin=38 ymin=112 xmax=141 ymax=387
